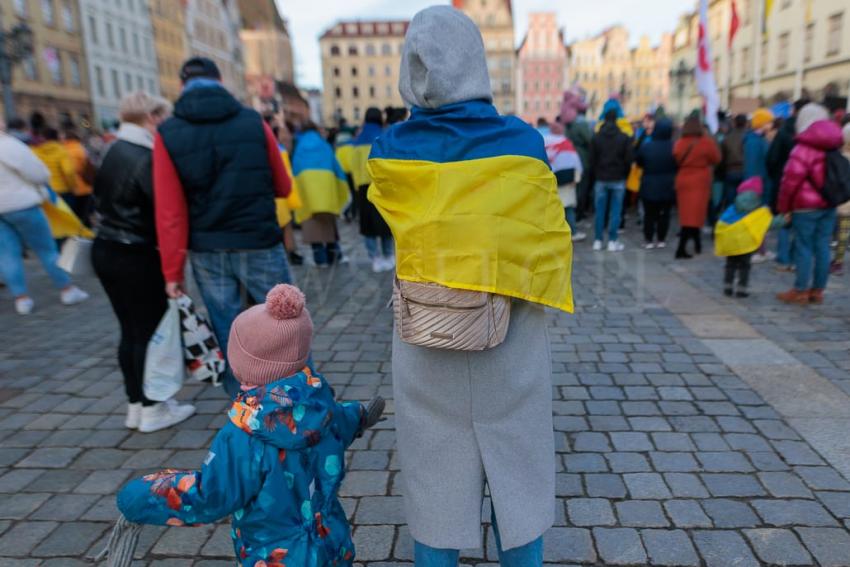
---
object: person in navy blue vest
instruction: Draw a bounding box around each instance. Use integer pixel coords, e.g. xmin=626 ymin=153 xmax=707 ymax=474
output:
xmin=153 ymin=57 xmax=294 ymax=399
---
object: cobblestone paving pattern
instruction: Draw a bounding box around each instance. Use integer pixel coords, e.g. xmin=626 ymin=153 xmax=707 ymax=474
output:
xmin=1 ymin=221 xmax=849 ymax=565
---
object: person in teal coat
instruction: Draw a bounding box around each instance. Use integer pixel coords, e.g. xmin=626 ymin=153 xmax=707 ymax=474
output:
xmin=116 ymin=285 xmax=384 ymax=566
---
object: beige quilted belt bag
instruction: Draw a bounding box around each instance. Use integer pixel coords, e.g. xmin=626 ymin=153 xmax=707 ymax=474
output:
xmin=392 ymin=277 xmax=511 ymax=351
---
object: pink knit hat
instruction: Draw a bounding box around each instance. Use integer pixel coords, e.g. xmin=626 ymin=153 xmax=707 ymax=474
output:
xmin=227 ymin=284 xmax=313 ymax=386
xmin=737 ymin=176 xmax=764 ymax=196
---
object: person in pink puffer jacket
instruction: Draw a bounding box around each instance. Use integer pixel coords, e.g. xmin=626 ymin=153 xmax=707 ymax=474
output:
xmin=776 ymin=103 xmax=843 ymax=305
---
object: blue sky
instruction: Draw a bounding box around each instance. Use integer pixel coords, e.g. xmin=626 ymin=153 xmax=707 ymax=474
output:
xmin=276 ymin=0 xmax=689 ymax=88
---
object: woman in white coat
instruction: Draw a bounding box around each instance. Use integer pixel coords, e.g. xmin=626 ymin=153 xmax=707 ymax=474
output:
xmin=0 ymin=119 xmax=88 ymax=314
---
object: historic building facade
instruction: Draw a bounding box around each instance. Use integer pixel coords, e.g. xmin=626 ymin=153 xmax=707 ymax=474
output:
xmin=1 ymin=0 xmax=92 ymax=127
xmin=238 ymin=0 xmax=294 ymax=83
xmin=149 ymin=0 xmax=187 ymax=103
xmin=319 ymin=20 xmax=408 ymax=126
xmin=516 ymin=12 xmax=569 ymax=124
xmin=185 ymin=0 xmax=246 ymax=100
xmin=78 ymin=0 xmax=159 ymax=127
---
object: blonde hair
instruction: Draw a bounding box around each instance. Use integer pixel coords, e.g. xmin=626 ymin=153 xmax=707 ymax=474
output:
xmin=119 ymin=92 xmax=172 ymax=125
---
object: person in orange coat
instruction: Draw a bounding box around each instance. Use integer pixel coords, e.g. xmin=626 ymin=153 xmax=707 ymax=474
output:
xmin=673 ymin=114 xmax=721 ymax=258
xmin=62 ymin=129 xmax=94 ymax=226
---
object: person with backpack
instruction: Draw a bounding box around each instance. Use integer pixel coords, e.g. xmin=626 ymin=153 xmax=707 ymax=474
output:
xmin=776 ymin=103 xmax=845 ymax=304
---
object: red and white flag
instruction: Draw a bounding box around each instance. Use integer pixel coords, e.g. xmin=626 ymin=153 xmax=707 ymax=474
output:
xmin=696 ymin=0 xmax=720 ymax=133
xmin=729 ymin=0 xmax=740 ymax=48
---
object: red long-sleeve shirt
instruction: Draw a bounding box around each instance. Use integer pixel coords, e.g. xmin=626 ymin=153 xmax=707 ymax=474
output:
xmin=153 ymin=121 xmax=291 ymax=283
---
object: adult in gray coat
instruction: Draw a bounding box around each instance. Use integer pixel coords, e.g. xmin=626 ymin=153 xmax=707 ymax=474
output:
xmin=388 ymin=6 xmax=556 ymax=566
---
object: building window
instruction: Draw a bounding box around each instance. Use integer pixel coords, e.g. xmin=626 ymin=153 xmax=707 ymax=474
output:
xmin=368 ymin=65 xmax=375 ymax=77
xmin=382 ymin=43 xmax=392 ymax=56
xmin=94 ymin=65 xmax=105 ymax=96
xmin=147 ymin=78 xmax=155 ymax=93
xmin=133 ymin=33 xmax=140 ymax=57
xmin=827 ymin=13 xmax=843 ymax=56
xmin=333 ymin=66 xmax=340 ymax=77
xmin=353 ymin=107 xmax=361 ymax=121
xmin=13 ymin=0 xmax=27 ymax=17
xmin=366 ymin=43 xmax=376 ymax=56
xmin=42 ymin=0 xmax=55 ymax=25
xmin=112 ymin=68 xmax=121 ymax=98
xmin=106 ymin=22 xmax=114 ymax=48
xmin=46 ymin=48 xmax=63 ymax=84
xmin=777 ymin=32 xmax=790 ymax=69
xmin=760 ymin=39 xmax=767 ymax=74
xmin=136 ymin=75 xmax=144 ymax=90
xmin=69 ymin=55 xmax=81 ymax=87
xmin=330 ymin=44 xmax=340 ymax=56
xmin=385 ymin=85 xmax=392 ymax=97
xmin=335 ymin=86 xmax=341 ymax=98
xmin=348 ymin=45 xmax=358 ymax=56
xmin=369 ymin=85 xmax=375 ymax=97
xmin=61 ymin=1 xmax=74 ymax=32
xmin=120 ymin=27 xmax=128 ymax=52
xmin=89 ymin=16 xmax=97 ymax=44
xmin=385 ymin=65 xmax=391 ymax=77
xmin=352 ymin=86 xmax=359 ymax=98
xmin=23 ymin=54 xmax=38 ymax=81
xmin=804 ymin=23 xmax=815 ymax=62
xmin=351 ymin=66 xmax=358 ymax=77
xmin=125 ymin=72 xmax=132 ymax=92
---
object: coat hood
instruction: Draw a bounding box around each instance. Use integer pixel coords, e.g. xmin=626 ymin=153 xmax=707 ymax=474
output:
xmin=734 ymin=191 xmax=762 ymax=215
xmin=34 ymin=140 xmax=65 ymax=157
xmin=796 ymin=103 xmax=830 ymax=135
xmin=652 ymin=119 xmax=673 ymax=141
xmin=228 ymin=367 xmax=361 ymax=451
xmin=174 ymin=84 xmax=242 ymax=124
xmin=399 ymin=6 xmax=492 ymax=109
xmin=796 ymin=120 xmax=843 ymax=151
xmin=599 ymin=98 xmax=625 ymax=121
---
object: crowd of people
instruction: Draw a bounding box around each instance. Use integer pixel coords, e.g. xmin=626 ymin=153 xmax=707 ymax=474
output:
xmin=544 ymin=89 xmax=850 ymax=305
xmin=1 ymin=3 xmax=850 ymax=565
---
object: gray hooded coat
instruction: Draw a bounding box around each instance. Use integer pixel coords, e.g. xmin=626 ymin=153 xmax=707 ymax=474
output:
xmin=390 ymin=5 xmax=556 ymax=553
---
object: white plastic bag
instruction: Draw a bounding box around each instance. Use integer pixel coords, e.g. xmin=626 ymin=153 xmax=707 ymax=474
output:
xmin=143 ymin=299 xmax=185 ymax=402
xmin=57 ymin=237 xmax=94 ymax=277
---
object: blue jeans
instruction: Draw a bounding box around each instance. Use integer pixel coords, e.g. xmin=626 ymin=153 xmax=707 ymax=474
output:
xmin=565 ymin=207 xmax=577 ymax=233
xmin=311 ymin=242 xmax=342 ymax=266
xmin=776 ymin=226 xmax=793 ymax=266
xmin=0 ymin=205 xmax=71 ymax=297
xmin=364 ymin=235 xmax=394 ymax=259
xmin=414 ymin=509 xmax=543 ymax=567
xmin=190 ymin=245 xmax=292 ymax=398
xmin=793 ymin=209 xmax=837 ymax=291
xmin=594 ymin=181 xmax=626 ymax=242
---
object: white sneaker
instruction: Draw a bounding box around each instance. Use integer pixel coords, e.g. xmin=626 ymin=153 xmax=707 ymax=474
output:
xmin=608 ymin=240 xmax=624 ymax=252
xmin=592 ymin=240 xmax=603 ymax=251
xmin=380 ymin=256 xmax=396 ymax=272
xmin=657 ymin=241 xmax=667 ymax=249
xmin=15 ymin=297 xmax=34 ymax=315
xmin=371 ymin=257 xmax=383 ymax=273
xmin=572 ymin=232 xmax=587 ymax=242
xmin=764 ymin=250 xmax=777 ymax=261
xmin=751 ymin=253 xmax=768 ymax=264
xmin=60 ymin=286 xmax=89 ymax=306
xmin=644 ymin=242 xmax=656 ymax=250
xmin=138 ymin=399 xmax=196 ymax=433
xmin=125 ymin=403 xmax=142 ymax=429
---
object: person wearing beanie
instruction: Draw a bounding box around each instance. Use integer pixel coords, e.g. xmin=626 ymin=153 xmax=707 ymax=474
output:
xmin=830 ymin=123 xmax=850 ymax=275
xmin=715 ymin=177 xmax=786 ymax=297
xmin=741 ymin=108 xmax=776 ymax=263
xmin=116 ymin=284 xmax=385 ymax=566
xmin=153 ymin=56 xmax=294 ymax=398
xmin=776 ymin=103 xmax=843 ymax=304
xmin=351 ymin=107 xmax=394 ymax=272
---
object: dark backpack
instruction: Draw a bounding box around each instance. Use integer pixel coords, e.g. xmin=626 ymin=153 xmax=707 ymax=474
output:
xmin=821 ymin=150 xmax=850 ymax=207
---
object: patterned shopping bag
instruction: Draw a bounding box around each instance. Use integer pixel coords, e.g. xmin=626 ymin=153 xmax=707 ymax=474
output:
xmin=175 ymin=295 xmax=225 ymax=386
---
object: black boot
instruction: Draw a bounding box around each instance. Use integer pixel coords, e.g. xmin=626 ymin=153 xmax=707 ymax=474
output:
xmin=288 ymin=251 xmax=304 ymax=266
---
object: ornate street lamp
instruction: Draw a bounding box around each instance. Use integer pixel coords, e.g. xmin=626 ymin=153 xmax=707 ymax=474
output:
xmin=0 ymin=8 xmax=35 ymax=122
xmin=669 ymin=60 xmax=692 ymax=122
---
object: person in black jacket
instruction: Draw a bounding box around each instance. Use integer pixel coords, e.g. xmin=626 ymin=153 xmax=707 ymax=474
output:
xmin=92 ymin=92 xmax=196 ymax=434
xmin=636 ymin=118 xmax=677 ymax=248
xmin=590 ymin=109 xmax=634 ymax=251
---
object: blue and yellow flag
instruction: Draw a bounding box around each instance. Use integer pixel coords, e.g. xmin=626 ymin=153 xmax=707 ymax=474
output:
xmin=368 ymin=100 xmax=573 ymax=313
xmin=274 ymin=146 xmax=303 ymax=227
xmin=335 ymin=141 xmax=354 ymax=177
xmin=715 ymin=205 xmax=773 ymax=257
xmin=350 ymin=122 xmax=382 ymax=189
xmin=291 ymin=130 xmax=349 ymax=224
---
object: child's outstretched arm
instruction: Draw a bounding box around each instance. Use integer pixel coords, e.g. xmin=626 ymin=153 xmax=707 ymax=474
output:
xmin=335 ymin=396 xmax=385 ymax=448
xmin=117 ymin=428 xmax=264 ymax=526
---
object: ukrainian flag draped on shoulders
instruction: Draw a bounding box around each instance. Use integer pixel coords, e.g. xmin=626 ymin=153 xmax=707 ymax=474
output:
xmin=367 ymin=100 xmax=574 ymax=312
xmin=714 ymin=204 xmax=773 ymax=257
xmin=291 ymin=130 xmax=349 ymax=224
xmin=350 ymin=122 xmax=382 ymax=189
xmin=274 ymin=144 xmax=303 ymax=227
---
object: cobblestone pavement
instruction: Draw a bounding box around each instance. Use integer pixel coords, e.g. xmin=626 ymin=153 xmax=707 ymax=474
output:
xmin=1 ymin=219 xmax=850 ymax=566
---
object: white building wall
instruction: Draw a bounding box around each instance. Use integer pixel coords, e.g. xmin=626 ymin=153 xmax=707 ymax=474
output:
xmin=79 ymin=0 xmax=160 ymax=128
xmin=185 ymin=0 xmax=246 ymax=100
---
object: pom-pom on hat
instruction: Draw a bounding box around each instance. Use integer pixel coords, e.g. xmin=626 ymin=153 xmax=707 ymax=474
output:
xmin=737 ymin=176 xmax=764 ymax=197
xmin=228 ymin=284 xmax=313 ymax=386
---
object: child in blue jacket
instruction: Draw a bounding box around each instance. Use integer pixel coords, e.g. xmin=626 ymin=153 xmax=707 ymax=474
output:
xmin=116 ymin=284 xmax=384 ymax=566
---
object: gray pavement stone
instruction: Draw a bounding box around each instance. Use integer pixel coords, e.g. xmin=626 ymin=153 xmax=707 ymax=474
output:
xmin=542 ymin=527 xmax=596 ymax=564
xmin=664 ymin=500 xmax=712 ymax=528
xmin=623 ymin=473 xmax=672 ymax=499
xmin=744 ymin=529 xmax=814 ymax=566
xmin=615 ymin=500 xmax=669 ymax=528
xmin=702 ymin=473 xmax=767 ymax=497
xmin=693 ymin=530 xmax=760 ymax=567
xmin=758 ymin=472 xmax=814 ymax=498
xmin=15 ymin=447 xmax=80 ymax=468
xmin=567 ymin=498 xmax=616 ymax=526
xmin=352 ymin=526 xmax=393 ymax=561
xmin=751 ymin=499 xmax=839 ymax=527
xmin=701 ymin=499 xmax=760 ymax=528
xmin=31 ymin=521 xmax=108 ymax=557
xmin=818 ymin=491 xmax=850 ymax=518
xmin=151 ymin=525 xmax=213 ymax=556
xmin=642 ymin=529 xmax=700 ymax=566
xmin=584 ymin=473 xmax=627 ymax=498
xmin=796 ymin=527 xmax=850 ymax=567
xmin=593 ymin=527 xmax=646 ymax=565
